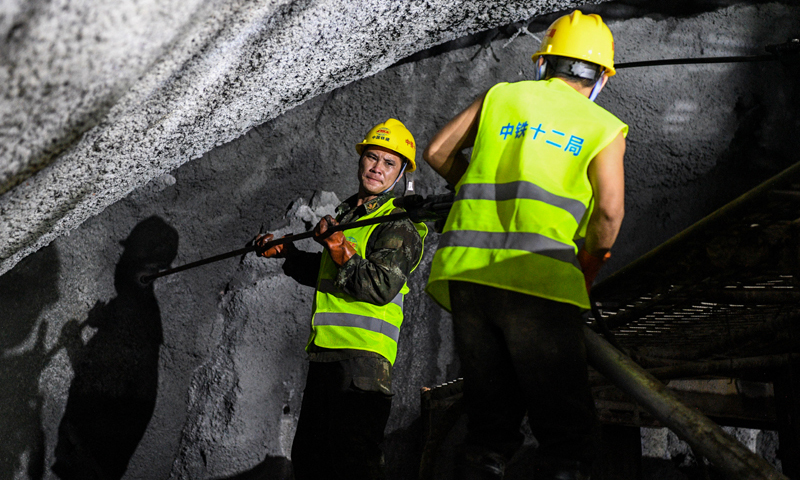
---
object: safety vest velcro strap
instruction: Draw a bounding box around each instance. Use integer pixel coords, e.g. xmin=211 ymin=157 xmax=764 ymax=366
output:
xmin=313 ymin=312 xmax=401 ymax=343
xmin=317 ymin=279 xmax=404 ymax=308
xmin=457 ymin=181 xmax=587 ymax=224
xmin=439 ymin=230 xmax=580 ymax=268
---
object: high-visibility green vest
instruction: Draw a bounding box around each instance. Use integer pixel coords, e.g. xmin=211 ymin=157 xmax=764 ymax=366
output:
xmin=426 ymin=79 xmax=628 ymax=311
xmin=309 ymin=198 xmax=428 ymax=365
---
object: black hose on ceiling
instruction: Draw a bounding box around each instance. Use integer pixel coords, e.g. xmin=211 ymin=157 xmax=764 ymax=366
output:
xmin=616 ymin=38 xmax=799 ymax=69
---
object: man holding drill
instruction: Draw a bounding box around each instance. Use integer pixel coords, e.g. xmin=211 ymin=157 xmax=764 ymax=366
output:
xmin=256 ymin=118 xmax=427 ymax=480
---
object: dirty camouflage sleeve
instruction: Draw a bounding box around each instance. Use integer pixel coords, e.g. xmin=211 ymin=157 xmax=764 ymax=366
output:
xmin=333 ymin=217 xmax=423 ymax=305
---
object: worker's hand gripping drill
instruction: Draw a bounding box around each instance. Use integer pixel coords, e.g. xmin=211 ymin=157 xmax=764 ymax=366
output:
xmin=313 ymin=215 xmax=357 ymax=267
xmin=255 ymin=233 xmax=298 ymax=258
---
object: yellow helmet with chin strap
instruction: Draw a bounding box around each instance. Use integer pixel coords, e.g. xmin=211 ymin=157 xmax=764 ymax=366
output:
xmin=532 ymin=10 xmax=616 ymax=76
xmin=355 ymin=118 xmax=417 ymax=172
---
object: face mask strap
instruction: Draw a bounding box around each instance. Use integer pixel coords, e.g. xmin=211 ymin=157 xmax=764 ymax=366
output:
xmin=534 ymin=57 xmax=547 ymax=81
xmin=588 ymin=70 xmax=606 ymax=102
xmin=381 ymin=160 xmax=408 ymax=194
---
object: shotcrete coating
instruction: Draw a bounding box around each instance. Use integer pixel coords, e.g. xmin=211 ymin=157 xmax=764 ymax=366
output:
xmin=0 ymin=0 xmax=592 ymax=277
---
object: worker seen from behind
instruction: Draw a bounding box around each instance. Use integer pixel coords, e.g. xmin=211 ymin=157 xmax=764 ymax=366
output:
xmin=255 ymin=119 xmax=427 ymax=480
xmin=424 ymin=11 xmax=627 ymax=480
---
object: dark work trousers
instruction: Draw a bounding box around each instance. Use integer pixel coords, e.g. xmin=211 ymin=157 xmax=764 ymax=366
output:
xmin=291 ymin=360 xmax=393 ymax=480
xmin=449 ymin=280 xmax=598 ymax=470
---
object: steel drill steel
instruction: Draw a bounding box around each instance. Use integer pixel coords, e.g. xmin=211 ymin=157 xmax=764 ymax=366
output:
xmin=139 ymin=194 xmax=452 ymax=284
xmin=138 ymin=213 xmax=408 ymax=284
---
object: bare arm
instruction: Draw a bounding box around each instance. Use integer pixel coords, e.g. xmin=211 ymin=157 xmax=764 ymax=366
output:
xmin=422 ymin=93 xmax=485 ymax=186
xmin=584 ymin=132 xmax=626 ymax=256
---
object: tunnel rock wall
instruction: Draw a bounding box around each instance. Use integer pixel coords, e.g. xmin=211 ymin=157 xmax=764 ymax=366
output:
xmin=1 ymin=1 xmax=800 ymax=479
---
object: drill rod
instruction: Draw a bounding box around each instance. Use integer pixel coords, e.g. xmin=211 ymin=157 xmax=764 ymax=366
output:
xmin=140 ymin=211 xmax=410 ymax=283
xmin=139 ymin=192 xmax=454 ymax=283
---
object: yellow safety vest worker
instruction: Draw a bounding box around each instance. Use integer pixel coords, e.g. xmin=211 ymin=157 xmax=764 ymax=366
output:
xmin=426 ymin=79 xmax=628 ymax=311
xmin=309 ymin=198 xmax=428 ymax=365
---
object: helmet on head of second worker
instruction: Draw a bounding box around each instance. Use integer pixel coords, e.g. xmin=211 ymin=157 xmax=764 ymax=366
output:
xmin=355 ymin=118 xmax=417 ymax=172
xmin=531 ymin=10 xmax=616 ymax=77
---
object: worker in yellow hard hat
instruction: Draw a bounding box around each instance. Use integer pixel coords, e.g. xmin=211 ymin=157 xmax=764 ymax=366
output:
xmin=255 ymin=119 xmax=427 ymax=480
xmin=423 ymin=11 xmax=627 ymax=479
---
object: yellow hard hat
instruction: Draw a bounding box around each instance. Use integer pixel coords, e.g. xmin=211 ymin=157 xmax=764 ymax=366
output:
xmin=355 ymin=118 xmax=417 ymax=172
xmin=531 ymin=10 xmax=616 ymax=76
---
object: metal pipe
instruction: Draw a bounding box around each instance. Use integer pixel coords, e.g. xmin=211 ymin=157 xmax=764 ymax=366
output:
xmin=584 ymin=325 xmax=787 ymax=480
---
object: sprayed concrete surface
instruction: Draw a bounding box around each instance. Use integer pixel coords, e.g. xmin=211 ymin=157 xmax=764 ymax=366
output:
xmin=1 ymin=1 xmax=800 ymax=479
xmin=0 ymin=0 xmax=591 ymax=278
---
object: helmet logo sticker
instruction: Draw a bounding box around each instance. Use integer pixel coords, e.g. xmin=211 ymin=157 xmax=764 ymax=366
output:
xmin=405 ymin=139 xmax=415 ymax=149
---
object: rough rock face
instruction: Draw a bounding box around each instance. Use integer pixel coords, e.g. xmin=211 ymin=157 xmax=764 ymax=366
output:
xmin=2 ymin=1 xmax=800 ymax=479
xmin=167 ymin=193 xmax=338 ymax=478
xmin=0 ymin=0 xmax=592 ymax=277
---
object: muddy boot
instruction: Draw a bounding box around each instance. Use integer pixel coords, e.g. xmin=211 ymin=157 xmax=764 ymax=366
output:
xmin=455 ymin=447 xmax=507 ymax=480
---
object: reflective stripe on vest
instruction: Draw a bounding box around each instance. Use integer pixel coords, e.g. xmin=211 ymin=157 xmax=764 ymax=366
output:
xmin=309 ymin=197 xmax=428 ymax=364
xmin=457 ymin=181 xmax=587 ymax=225
xmin=438 ymin=230 xmax=581 ymax=268
xmin=312 ymin=312 xmax=401 ymax=343
xmin=426 ymin=79 xmax=627 ymax=312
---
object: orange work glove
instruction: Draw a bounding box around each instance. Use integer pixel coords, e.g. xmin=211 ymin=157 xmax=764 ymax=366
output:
xmin=255 ymin=233 xmax=296 ymax=258
xmin=577 ymin=248 xmax=611 ymax=294
xmin=313 ymin=215 xmax=356 ymax=267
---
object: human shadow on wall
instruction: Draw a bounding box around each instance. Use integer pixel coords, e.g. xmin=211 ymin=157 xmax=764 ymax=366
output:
xmin=0 ymin=245 xmax=60 ymax=480
xmin=52 ymin=216 xmax=178 ymax=480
